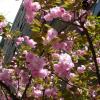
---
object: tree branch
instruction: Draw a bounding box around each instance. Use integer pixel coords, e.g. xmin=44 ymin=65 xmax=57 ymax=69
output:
xmin=0 ymin=81 xmax=19 ymax=100
xmin=1 ymin=87 xmax=9 ymax=100
xmin=82 ymin=26 xmax=100 ymax=84
xmin=21 ymin=75 xmax=32 ymax=100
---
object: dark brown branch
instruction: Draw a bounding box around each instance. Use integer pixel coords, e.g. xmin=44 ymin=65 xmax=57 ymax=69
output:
xmin=52 ymin=72 xmax=78 ymax=88
xmin=82 ymin=26 xmax=100 ymax=84
xmin=21 ymin=75 xmax=32 ymax=100
xmin=1 ymin=87 xmax=9 ymax=100
xmin=0 ymin=81 xmax=19 ymax=100
xmin=42 ymin=89 xmax=45 ymax=100
xmin=57 ymin=21 xmax=81 ymax=33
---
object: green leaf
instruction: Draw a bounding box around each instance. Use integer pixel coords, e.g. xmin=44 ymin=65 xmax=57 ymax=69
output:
xmin=31 ymin=26 xmax=40 ymax=33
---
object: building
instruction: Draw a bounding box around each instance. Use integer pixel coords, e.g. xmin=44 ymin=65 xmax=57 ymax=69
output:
xmin=92 ymin=0 xmax=100 ymax=16
xmin=2 ymin=1 xmax=31 ymax=64
xmin=11 ymin=1 xmax=31 ymax=35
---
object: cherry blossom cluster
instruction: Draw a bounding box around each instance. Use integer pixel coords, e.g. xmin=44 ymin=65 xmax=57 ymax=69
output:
xmin=43 ymin=28 xmax=58 ymax=44
xmin=77 ymin=65 xmax=86 ymax=74
xmin=45 ymin=87 xmax=58 ymax=98
xmin=0 ymin=69 xmax=12 ymax=86
xmin=23 ymin=0 xmax=41 ymax=23
xmin=53 ymin=40 xmax=73 ymax=52
xmin=32 ymin=84 xmax=58 ymax=98
xmin=0 ymin=21 xmax=7 ymax=33
xmin=16 ymin=35 xmax=37 ymax=48
xmin=25 ymin=52 xmax=49 ymax=78
xmin=54 ymin=53 xmax=75 ymax=79
xmin=44 ymin=6 xmax=73 ymax=22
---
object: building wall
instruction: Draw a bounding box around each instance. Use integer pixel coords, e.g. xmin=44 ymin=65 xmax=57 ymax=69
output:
xmin=93 ymin=0 xmax=100 ymax=16
xmin=3 ymin=1 xmax=32 ymax=64
xmin=11 ymin=2 xmax=31 ymax=35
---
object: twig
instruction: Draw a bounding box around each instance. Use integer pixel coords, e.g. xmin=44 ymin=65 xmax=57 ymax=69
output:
xmin=42 ymin=89 xmax=45 ymax=100
xmin=21 ymin=75 xmax=32 ymax=100
xmin=82 ymin=26 xmax=100 ymax=84
xmin=0 ymin=81 xmax=19 ymax=100
xmin=1 ymin=87 xmax=9 ymax=100
xmin=16 ymin=76 xmax=20 ymax=96
xmin=54 ymin=73 xmax=76 ymax=87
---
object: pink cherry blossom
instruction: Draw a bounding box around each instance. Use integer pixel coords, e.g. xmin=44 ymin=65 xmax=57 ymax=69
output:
xmin=54 ymin=63 xmax=70 ymax=77
xmin=19 ymin=70 xmax=29 ymax=84
xmin=23 ymin=0 xmax=32 ymax=9
xmin=44 ymin=13 xmax=53 ymax=21
xmin=77 ymin=65 xmax=86 ymax=74
xmin=26 ymin=39 xmax=37 ymax=48
xmin=44 ymin=7 xmax=66 ymax=21
xmin=54 ymin=53 xmax=74 ymax=77
xmin=76 ymin=50 xmax=86 ymax=56
xmin=39 ymin=69 xmax=48 ymax=78
xmin=52 ymin=53 xmax=60 ymax=60
xmin=61 ymin=12 xmax=72 ymax=22
xmin=23 ymin=0 xmax=33 ymax=15
xmin=96 ymin=57 xmax=100 ymax=64
xmin=0 ymin=69 xmax=12 ymax=86
xmin=25 ymin=13 xmax=36 ymax=23
xmin=23 ymin=35 xmax=30 ymax=41
xmin=16 ymin=42 xmax=21 ymax=46
xmin=0 ymin=21 xmax=7 ymax=28
xmin=0 ymin=27 xmax=3 ymax=32
xmin=16 ymin=37 xmax=24 ymax=42
xmin=30 ymin=56 xmax=45 ymax=70
xmin=66 ymin=82 xmax=73 ymax=89
xmin=50 ymin=7 xmax=65 ymax=18
xmin=53 ymin=40 xmax=73 ymax=52
xmin=33 ymin=89 xmax=43 ymax=98
xmin=69 ymin=73 xmax=76 ymax=79
xmin=31 ymin=70 xmax=40 ymax=77
xmin=31 ymin=68 xmax=49 ymax=78
xmin=26 ymin=52 xmax=48 ymax=78
xmin=45 ymin=88 xmax=52 ymax=97
xmin=33 ymin=84 xmax=43 ymax=90
xmin=23 ymin=0 xmax=41 ymax=23
xmin=26 ymin=52 xmax=35 ymax=63
xmin=16 ymin=37 xmax=24 ymax=46
xmin=46 ymin=28 xmax=58 ymax=42
xmin=31 ymin=2 xmax=41 ymax=12
xmin=45 ymin=87 xmax=57 ymax=97
xmin=0 ymin=70 xmax=11 ymax=81
xmin=0 ymin=95 xmax=6 ymax=100
xmin=25 ymin=52 xmax=49 ymax=78
xmin=59 ymin=53 xmax=74 ymax=67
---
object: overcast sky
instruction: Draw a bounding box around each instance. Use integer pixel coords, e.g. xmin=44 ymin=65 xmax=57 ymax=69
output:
xmin=0 ymin=0 xmax=22 ymax=23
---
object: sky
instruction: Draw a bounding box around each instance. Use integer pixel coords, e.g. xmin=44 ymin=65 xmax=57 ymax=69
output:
xmin=0 ymin=0 xmax=22 ymax=23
